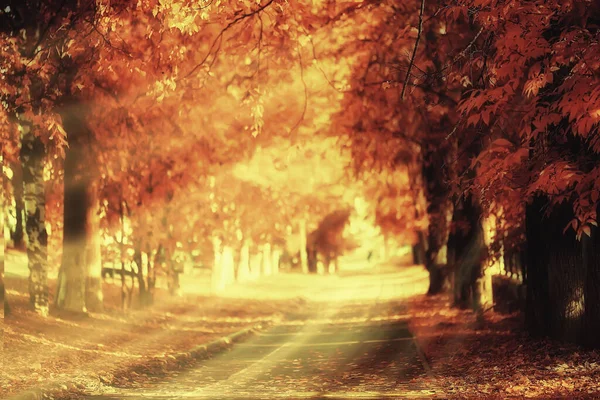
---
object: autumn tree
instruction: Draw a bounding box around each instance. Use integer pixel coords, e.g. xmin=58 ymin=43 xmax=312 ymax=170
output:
xmin=335 ymin=0 xmax=600 ymax=346
xmin=0 ymin=1 xmax=90 ymax=316
xmin=451 ymin=0 xmax=600 ymax=346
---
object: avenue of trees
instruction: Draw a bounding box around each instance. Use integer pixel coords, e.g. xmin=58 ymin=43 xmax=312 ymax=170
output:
xmin=2 ymin=0 xmax=600 ymax=349
xmin=329 ymin=0 xmax=600 ymax=348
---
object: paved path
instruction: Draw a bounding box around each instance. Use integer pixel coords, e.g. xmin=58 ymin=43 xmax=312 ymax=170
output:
xmin=88 ymin=268 xmax=437 ymax=399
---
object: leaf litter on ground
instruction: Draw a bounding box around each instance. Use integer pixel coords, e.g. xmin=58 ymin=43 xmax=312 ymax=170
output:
xmin=2 ymin=275 xmax=306 ymax=399
xmin=407 ymin=293 xmax=600 ymax=399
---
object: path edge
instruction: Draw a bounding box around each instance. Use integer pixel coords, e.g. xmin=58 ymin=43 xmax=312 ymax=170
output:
xmin=8 ymin=321 xmax=271 ymax=400
xmin=412 ymin=336 xmax=433 ymax=377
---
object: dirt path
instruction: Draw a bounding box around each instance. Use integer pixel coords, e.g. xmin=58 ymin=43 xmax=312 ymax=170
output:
xmin=86 ymin=269 xmax=436 ymax=399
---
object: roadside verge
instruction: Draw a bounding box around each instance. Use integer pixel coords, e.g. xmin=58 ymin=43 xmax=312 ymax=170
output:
xmin=8 ymin=320 xmax=271 ymax=400
xmin=407 ymin=293 xmax=600 ymax=399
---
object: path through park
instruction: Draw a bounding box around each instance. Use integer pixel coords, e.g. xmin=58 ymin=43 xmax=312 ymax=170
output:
xmin=89 ymin=266 xmax=436 ymax=399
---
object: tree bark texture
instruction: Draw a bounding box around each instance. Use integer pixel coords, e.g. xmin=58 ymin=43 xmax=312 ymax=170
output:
xmin=306 ymin=230 xmax=318 ymax=274
xmin=448 ymin=195 xmax=487 ymax=311
xmin=10 ymin=161 xmax=25 ymax=249
xmin=141 ymin=244 xmax=156 ymax=307
xmin=299 ymin=219 xmax=308 ymax=274
xmin=526 ymin=197 xmax=600 ymax=347
xmin=55 ymin=106 xmax=98 ymax=314
xmin=133 ymin=244 xmax=147 ymax=305
xmin=55 ymin=143 xmax=88 ymax=313
xmin=1 ymin=184 xmax=9 ymax=316
xmin=271 ymin=247 xmax=281 ymax=275
xmin=421 ymin=146 xmax=453 ymax=295
xmin=412 ymin=231 xmax=427 ymax=266
xmin=84 ymin=183 xmax=103 ymax=312
xmin=20 ymin=120 xmax=49 ymax=316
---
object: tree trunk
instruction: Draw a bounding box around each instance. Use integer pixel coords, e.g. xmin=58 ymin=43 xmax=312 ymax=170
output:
xmin=142 ymin=245 xmax=156 ymax=307
xmin=426 ymin=264 xmax=446 ymax=295
xmin=10 ymin=161 xmax=25 ymax=249
xmin=448 ymin=195 xmax=487 ymax=310
xmin=583 ymin=222 xmax=600 ymax=348
xmin=262 ymin=243 xmax=272 ymax=276
xmin=420 ymin=143 xmax=455 ymax=295
xmin=55 ymin=103 xmax=100 ymax=314
xmin=409 ymin=151 xmax=428 ymax=268
xmin=250 ymin=251 xmax=262 ymax=280
xmin=424 ymin=203 xmax=453 ymax=295
xmin=412 ymin=231 xmax=426 ymax=265
xmin=222 ymin=246 xmax=235 ymax=286
xmin=525 ymin=197 xmax=594 ymax=345
xmin=165 ymin=240 xmax=182 ymax=296
xmin=524 ymin=196 xmax=549 ymax=335
xmin=299 ymin=219 xmax=308 ymax=274
xmin=306 ymin=231 xmax=318 ymax=274
xmin=133 ymin=242 xmax=150 ymax=307
xmin=149 ymin=244 xmax=167 ymax=306
xmin=84 ymin=183 xmax=103 ymax=312
xmin=271 ymin=247 xmax=281 ymax=275
xmin=120 ymin=261 xmax=135 ymax=311
xmin=474 ymin=265 xmax=493 ymax=314
xmin=160 ymin=203 xmax=181 ymax=297
xmin=19 ymin=119 xmax=49 ymax=316
xmin=118 ymin=202 xmax=133 ymax=311
xmin=167 ymin=257 xmax=181 ymax=296
xmin=1 ymin=273 xmax=7 ymax=317
xmin=211 ymin=236 xmax=225 ymax=293
xmin=1 ymin=186 xmax=9 ymax=316
xmin=237 ymin=241 xmax=251 ymax=282
xmin=55 ymin=145 xmax=88 ymax=313
xmin=134 ymin=245 xmax=145 ymax=292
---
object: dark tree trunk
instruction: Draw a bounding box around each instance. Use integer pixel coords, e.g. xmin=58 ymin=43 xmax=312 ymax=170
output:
xmin=427 ymin=264 xmax=446 ymax=295
xmin=583 ymin=225 xmax=600 ymax=348
xmin=117 ymin=202 xmax=134 ymax=311
xmin=525 ymin=197 xmax=599 ymax=347
xmin=161 ymin=202 xmax=181 ymax=296
xmin=306 ymin=230 xmax=318 ymax=274
xmin=10 ymin=161 xmax=25 ymax=249
xmin=1 ymin=184 xmax=7 ymax=316
xmin=1 ymin=203 xmax=7 ymax=316
xmin=412 ymin=231 xmax=427 ymax=265
xmin=55 ymin=102 xmax=101 ymax=313
xmin=525 ymin=197 xmax=551 ymax=337
xmin=421 ymin=146 xmax=453 ymax=295
xmin=168 ymin=257 xmax=181 ymax=296
xmin=448 ymin=195 xmax=487 ymax=310
xmin=299 ymin=219 xmax=309 ymax=274
xmin=1 ymin=278 xmax=8 ymax=317
xmin=425 ymin=205 xmax=453 ymax=296
xmin=20 ymin=120 xmax=49 ymax=316
xmin=307 ymin=246 xmax=318 ymax=273
xmin=55 ymin=145 xmax=88 ymax=313
xmin=133 ymin=243 xmax=151 ymax=307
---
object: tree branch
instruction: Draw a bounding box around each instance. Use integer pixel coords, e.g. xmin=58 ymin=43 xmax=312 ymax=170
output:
xmin=401 ymin=0 xmax=425 ymax=100
xmin=441 ymin=27 xmax=485 ymax=73
xmin=184 ymin=0 xmax=274 ymax=80
xmin=288 ymin=44 xmax=308 ymax=138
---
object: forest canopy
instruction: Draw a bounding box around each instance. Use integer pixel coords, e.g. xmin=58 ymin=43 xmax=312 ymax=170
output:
xmin=2 ymin=0 xmax=600 ymax=348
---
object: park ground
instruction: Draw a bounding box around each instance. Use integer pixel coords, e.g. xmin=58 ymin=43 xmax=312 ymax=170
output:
xmin=3 ymin=250 xmax=600 ymax=399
